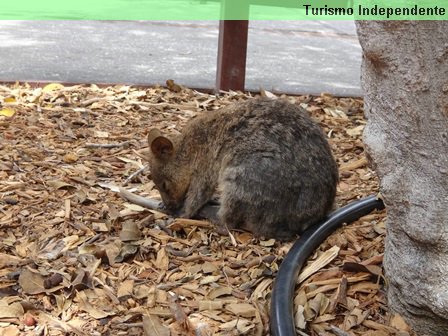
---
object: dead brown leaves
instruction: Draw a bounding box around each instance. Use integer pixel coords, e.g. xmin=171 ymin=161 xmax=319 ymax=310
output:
xmin=0 ymin=83 xmax=412 ymax=335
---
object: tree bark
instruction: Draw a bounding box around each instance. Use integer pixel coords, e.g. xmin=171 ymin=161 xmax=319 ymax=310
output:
xmin=356 ymin=21 xmax=448 ymax=335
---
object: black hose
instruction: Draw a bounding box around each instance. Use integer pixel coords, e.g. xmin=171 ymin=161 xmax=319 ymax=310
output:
xmin=270 ymin=195 xmax=385 ymax=336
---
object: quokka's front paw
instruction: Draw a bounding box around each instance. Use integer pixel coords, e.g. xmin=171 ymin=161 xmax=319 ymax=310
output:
xmin=158 ymin=203 xmax=184 ymax=218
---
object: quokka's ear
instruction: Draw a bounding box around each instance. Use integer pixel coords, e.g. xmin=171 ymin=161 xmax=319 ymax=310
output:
xmin=147 ymin=128 xmax=174 ymax=159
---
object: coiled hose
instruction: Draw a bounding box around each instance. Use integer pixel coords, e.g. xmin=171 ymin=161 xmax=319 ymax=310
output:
xmin=270 ymin=195 xmax=385 ymax=336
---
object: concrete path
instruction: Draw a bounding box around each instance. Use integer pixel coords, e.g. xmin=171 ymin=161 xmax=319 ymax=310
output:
xmin=0 ymin=20 xmax=362 ymax=96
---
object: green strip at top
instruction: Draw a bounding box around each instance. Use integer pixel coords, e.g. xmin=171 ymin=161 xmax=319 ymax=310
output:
xmin=1 ymin=0 xmax=447 ymax=20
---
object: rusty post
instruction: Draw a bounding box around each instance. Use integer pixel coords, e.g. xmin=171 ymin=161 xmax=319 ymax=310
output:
xmin=215 ymin=1 xmax=249 ymax=92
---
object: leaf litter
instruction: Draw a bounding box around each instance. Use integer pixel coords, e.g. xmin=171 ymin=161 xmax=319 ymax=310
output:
xmin=0 ymin=82 xmax=415 ymax=335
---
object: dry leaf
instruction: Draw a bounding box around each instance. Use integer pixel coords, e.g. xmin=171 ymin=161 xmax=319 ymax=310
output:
xmin=208 ymin=286 xmax=232 ymax=299
xmin=390 ymin=313 xmax=411 ymax=331
xmin=94 ymin=130 xmax=109 ymax=138
xmin=198 ymin=300 xmax=224 ymax=311
xmin=220 ymin=318 xmax=254 ymax=334
xmin=235 ymin=232 xmax=253 ymax=244
xmin=0 ymin=325 xmax=21 ymax=336
xmin=168 ymin=292 xmax=193 ymax=330
xmin=343 ymin=262 xmax=382 ymax=278
xmin=202 ymin=262 xmax=218 ymax=274
xmin=0 ymin=299 xmax=24 ymax=318
xmin=100 ymin=240 xmax=122 ymax=266
xmin=226 ymin=303 xmax=256 ymax=318
xmin=115 ymin=244 xmax=138 ymax=263
xmin=260 ymin=88 xmax=277 ymax=99
xmin=71 ymin=269 xmax=92 ymax=290
xmin=295 ymin=305 xmax=306 ymax=329
xmin=0 ymin=108 xmax=15 ymax=117
xmin=42 ymin=83 xmax=65 ymax=92
xmin=143 ymin=314 xmax=170 ymax=336
xmin=260 ymin=239 xmax=276 ymax=247
xmin=18 ymin=269 xmax=46 ymax=295
xmin=346 ymin=125 xmax=365 ymax=137
xmin=155 ymin=248 xmax=169 ymax=271
xmin=77 ymin=291 xmax=114 ymax=319
xmin=199 ymin=275 xmax=221 ymax=285
xmin=119 ymin=221 xmax=141 ymax=242
xmin=46 ymin=180 xmax=75 ymax=190
xmin=3 ymin=96 xmax=16 ymax=103
xmin=63 ymin=153 xmax=79 ymax=163
xmin=0 ymin=253 xmax=24 ymax=268
xmin=117 ymin=279 xmax=134 ymax=299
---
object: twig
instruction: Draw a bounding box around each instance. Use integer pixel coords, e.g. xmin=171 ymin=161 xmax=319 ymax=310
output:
xmin=118 ymin=187 xmax=219 ymax=221
xmin=156 ymin=220 xmax=173 ymax=236
xmin=85 ymin=141 xmax=131 ymax=149
xmin=329 ymin=275 xmax=348 ymax=312
xmin=114 ymin=322 xmax=143 ymax=330
xmin=80 ymin=97 xmax=112 ymax=107
xmin=0 ymin=318 xmax=20 ymax=324
xmin=167 ymin=218 xmax=213 ymax=231
xmin=83 ymin=234 xmax=102 ymax=245
xmin=118 ymin=187 xmax=163 ymax=211
xmin=123 ymin=166 xmax=147 ymax=186
xmin=329 ymin=325 xmax=352 ymax=336
xmin=340 ymin=157 xmax=368 ymax=172
xmin=132 ymin=148 xmax=149 ymax=160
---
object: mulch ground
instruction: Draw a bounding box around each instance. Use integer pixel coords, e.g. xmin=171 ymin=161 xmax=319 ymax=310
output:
xmin=0 ymin=83 xmax=414 ymax=335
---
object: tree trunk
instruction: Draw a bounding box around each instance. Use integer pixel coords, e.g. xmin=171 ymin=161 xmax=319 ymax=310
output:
xmin=356 ymin=21 xmax=448 ymax=335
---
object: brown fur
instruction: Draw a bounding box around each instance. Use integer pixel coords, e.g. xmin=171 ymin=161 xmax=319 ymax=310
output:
xmin=147 ymin=98 xmax=338 ymax=240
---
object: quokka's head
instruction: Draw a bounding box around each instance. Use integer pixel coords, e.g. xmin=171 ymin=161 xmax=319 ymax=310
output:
xmin=147 ymin=128 xmax=191 ymax=213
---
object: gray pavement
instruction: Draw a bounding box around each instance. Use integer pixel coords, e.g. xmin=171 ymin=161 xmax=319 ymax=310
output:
xmin=0 ymin=20 xmax=362 ymax=96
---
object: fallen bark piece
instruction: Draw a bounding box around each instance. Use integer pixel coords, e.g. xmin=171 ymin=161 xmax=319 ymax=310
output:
xmin=298 ymin=246 xmax=340 ymax=283
xmin=226 ymin=303 xmax=257 ymax=318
